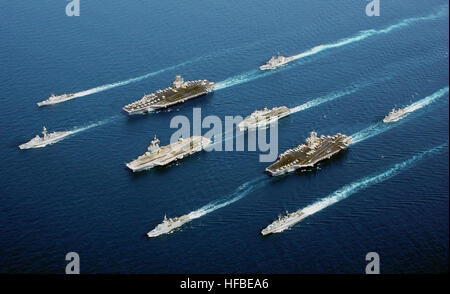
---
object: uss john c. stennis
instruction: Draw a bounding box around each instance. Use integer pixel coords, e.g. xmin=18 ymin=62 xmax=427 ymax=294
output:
xmin=123 ymin=75 xmax=214 ymax=115
xmin=265 ymin=132 xmax=352 ymax=176
xmin=126 ymin=135 xmax=211 ymax=172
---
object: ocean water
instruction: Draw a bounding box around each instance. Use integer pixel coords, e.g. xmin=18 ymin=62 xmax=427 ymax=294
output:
xmin=0 ymin=0 xmax=448 ymax=273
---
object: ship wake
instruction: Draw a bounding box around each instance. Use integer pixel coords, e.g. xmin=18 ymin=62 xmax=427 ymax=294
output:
xmin=291 ymin=143 xmax=447 ymax=230
xmin=70 ymin=116 xmax=119 ymax=135
xmin=351 ymin=87 xmax=449 ymax=144
xmin=214 ymin=6 xmax=447 ymax=91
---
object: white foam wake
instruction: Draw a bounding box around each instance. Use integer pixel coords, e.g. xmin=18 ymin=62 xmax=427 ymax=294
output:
xmin=291 ymin=6 xmax=447 ymax=61
xmin=351 ymin=87 xmax=449 ymax=144
xmin=186 ymin=176 xmax=268 ymax=220
xmin=70 ymin=116 xmax=119 ymax=135
xmin=215 ymin=6 xmax=447 ymax=91
xmin=299 ymin=143 xmax=447 ymax=221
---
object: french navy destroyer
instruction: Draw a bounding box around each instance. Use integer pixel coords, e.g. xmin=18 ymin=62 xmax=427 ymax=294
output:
xmin=260 ymin=53 xmax=295 ymax=70
xmin=123 ymin=75 xmax=214 ymax=115
xmin=261 ymin=210 xmax=308 ymax=236
xmin=147 ymin=214 xmax=191 ymax=238
xmin=19 ymin=126 xmax=72 ymax=149
xmin=265 ymin=131 xmax=352 ymax=176
xmin=383 ymin=107 xmax=408 ymax=123
xmin=37 ymin=94 xmax=77 ymax=107
xmin=126 ymin=135 xmax=211 ymax=172
xmin=238 ymin=106 xmax=291 ymax=131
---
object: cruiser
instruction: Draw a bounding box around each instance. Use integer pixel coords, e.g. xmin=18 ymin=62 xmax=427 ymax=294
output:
xmin=238 ymin=106 xmax=291 ymax=131
xmin=261 ymin=210 xmax=308 ymax=236
xmin=37 ymin=93 xmax=77 ymax=107
xmin=266 ymin=131 xmax=352 ymax=176
xmin=147 ymin=214 xmax=191 ymax=238
xmin=123 ymin=75 xmax=214 ymax=115
xmin=126 ymin=135 xmax=211 ymax=172
xmin=383 ymin=107 xmax=408 ymax=123
xmin=260 ymin=53 xmax=295 ymax=70
xmin=19 ymin=126 xmax=72 ymax=149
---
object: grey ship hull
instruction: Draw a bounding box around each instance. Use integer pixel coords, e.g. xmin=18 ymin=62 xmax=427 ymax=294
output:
xmin=123 ymin=80 xmax=214 ymax=115
xmin=266 ymin=134 xmax=351 ymax=176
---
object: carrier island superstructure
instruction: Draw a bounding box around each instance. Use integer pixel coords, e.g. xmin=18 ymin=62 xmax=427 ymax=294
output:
xmin=238 ymin=106 xmax=291 ymax=131
xmin=265 ymin=132 xmax=352 ymax=176
xmin=123 ymin=76 xmax=214 ymax=115
xmin=126 ymin=135 xmax=211 ymax=172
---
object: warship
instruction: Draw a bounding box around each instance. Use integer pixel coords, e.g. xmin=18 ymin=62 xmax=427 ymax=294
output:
xmin=261 ymin=210 xmax=308 ymax=236
xmin=260 ymin=53 xmax=295 ymax=70
xmin=265 ymin=131 xmax=352 ymax=176
xmin=126 ymin=135 xmax=211 ymax=172
xmin=147 ymin=214 xmax=191 ymax=238
xmin=383 ymin=107 xmax=409 ymax=123
xmin=123 ymin=75 xmax=214 ymax=115
xmin=19 ymin=126 xmax=72 ymax=149
xmin=238 ymin=106 xmax=291 ymax=131
xmin=37 ymin=93 xmax=77 ymax=107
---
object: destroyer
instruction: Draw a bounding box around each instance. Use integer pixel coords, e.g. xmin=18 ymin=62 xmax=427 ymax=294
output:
xmin=259 ymin=53 xmax=295 ymax=70
xmin=261 ymin=210 xmax=308 ymax=236
xmin=238 ymin=106 xmax=291 ymax=131
xmin=383 ymin=107 xmax=408 ymax=123
xmin=37 ymin=93 xmax=77 ymax=107
xmin=147 ymin=214 xmax=191 ymax=238
xmin=126 ymin=135 xmax=211 ymax=172
xmin=266 ymin=131 xmax=352 ymax=176
xmin=123 ymin=75 xmax=214 ymax=115
xmin=19 ymin=126 xmax=72 ymax=149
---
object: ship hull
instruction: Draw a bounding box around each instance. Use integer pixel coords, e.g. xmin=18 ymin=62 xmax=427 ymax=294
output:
xmin=261 ymin=212 xmax=308 ymax=236
xmin=18 ymin=132 xmax=73 ymax=149
xmin=37 ymin=95 xmax=77 ymax=107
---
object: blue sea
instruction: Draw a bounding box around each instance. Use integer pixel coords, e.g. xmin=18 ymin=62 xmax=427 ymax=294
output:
xmin=0 ymin=0 xmax=448 ymax=273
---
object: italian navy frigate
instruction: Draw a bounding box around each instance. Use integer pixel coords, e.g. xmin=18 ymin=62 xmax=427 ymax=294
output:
xmin=37 ymin=93 xmax=77 ymax=107
xmin=126 ymin=135 xmax=211 ymax=172
xmin=147 ymin=214 xmax=191 ymax=238
xmin=383 ymin=107 xmax=409 ymax=123
xmin=261 ymin=210 xmax=309 ymax=236
xmin=123 ymin=75 xmax=214 ymax=115
xmin=265 ymin=131 xmax=352 ymax=176
xmin=238 ymin=106 xmax=291 ymax=131
xmin=260 ymin=53 xmax=295 ymax=70
xmin=19 ymin=126 xmax=72 ymax=149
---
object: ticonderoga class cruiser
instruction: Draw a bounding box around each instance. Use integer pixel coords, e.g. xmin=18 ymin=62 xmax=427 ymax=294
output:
xmin=260 ymin=52 xmax=295 ymax=70
xmin=383 ymin=107 xmax=409 ymax=123
xmin=265 ymin=131 xmax=352 ymax=176
xmin=238 ymin=106 xmax=291 ymax=131
xmin=261 ymin=210 xmax=309 ymax=236
xmin=126 ymin=135 xmax=211 ymax=172
xmin=147 ymin=214 xmax=191 ymax=238
xmin=123 ymin=75 xmax=214 ymax=115
xmin=37 ymin=93 xmax=77 ymax=107
xmin=19 ymin=126 xmax=72 ymax=149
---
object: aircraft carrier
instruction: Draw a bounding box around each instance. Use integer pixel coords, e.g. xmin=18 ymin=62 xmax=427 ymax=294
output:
xmin=238 ymin=106 xmax=291 ymax=131
xmin=265 ymin=131 xmax=352 ymax=176
xmin=261 ymin=210 xmax=308 ymax=236
xmin=19 ymin=126 xmax=72 ymax=149
xmin=383 ymin=107 xmax=409 ymax=123
xmin=260 ymin=53 xmax=295 ymax=70
xmin=37 ymin=93 xmax=77 ymax=107
xmin=123 ymin=75 xmax=214 ymax=115
xmin=126 ymin=135 xmax=211 ymax=172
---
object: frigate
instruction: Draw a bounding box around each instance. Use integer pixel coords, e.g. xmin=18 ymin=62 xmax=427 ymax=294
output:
xmin=19 ymin=126 xmax=72 ymax=149
xmin=147 ymin=214 xmax=191 ymax=238
xmin=123 ymin=75 xmax=214 ymax=115
xmin=126 ymin=135 xmax=211 ymax=172
xmin=261 ymin=210 xmax=309 ymax=236
xmin=37 ymin=93 xmax=77 ymax=107
xmin=238 ymin=106 xmax=291 ymax=131
xmin=266 ymin=131 xmax=352 ymax=176
xmin=383 ymin=107 xmax=409 ymax=123
xmin=260 ymin=53 xmax=295 ymax=70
